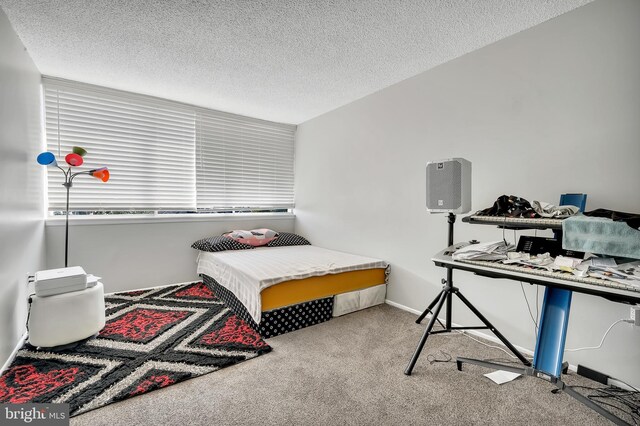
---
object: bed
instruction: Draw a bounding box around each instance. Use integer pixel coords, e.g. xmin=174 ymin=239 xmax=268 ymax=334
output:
xmin=194 ymin=235 xmax=389 ymax=338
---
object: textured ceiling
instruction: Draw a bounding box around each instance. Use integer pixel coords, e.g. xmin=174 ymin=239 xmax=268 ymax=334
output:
xmin=1 ymin=0 xmax=592 ymax=124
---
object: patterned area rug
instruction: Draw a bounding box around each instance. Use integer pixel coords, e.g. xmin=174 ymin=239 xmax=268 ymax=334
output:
xmin=0 ymin=282 xmax=271 ymax=416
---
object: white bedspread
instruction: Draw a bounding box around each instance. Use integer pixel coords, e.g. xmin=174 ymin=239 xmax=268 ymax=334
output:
xmin=197 ymin=245 xmax=388 ymax=323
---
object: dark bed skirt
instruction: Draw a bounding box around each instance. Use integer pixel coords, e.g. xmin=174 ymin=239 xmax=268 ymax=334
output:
xmin=201 ymin=274 xmax=334 ymax=338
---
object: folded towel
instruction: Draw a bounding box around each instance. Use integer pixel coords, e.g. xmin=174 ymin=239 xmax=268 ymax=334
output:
xmin=562 ymin=215 xmax=640 ymax=259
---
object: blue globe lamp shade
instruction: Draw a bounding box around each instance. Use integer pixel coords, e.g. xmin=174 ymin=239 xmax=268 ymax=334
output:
xmin=37 ymin=151 xmax=57 ymax=167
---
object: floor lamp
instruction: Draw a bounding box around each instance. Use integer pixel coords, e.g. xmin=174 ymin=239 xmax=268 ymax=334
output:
xmin=37 ymin=147 xmax=109 ymax=267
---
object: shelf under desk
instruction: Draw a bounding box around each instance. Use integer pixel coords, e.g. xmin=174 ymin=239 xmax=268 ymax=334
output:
xmin=432 ymin=244 xmax=640 ymax=305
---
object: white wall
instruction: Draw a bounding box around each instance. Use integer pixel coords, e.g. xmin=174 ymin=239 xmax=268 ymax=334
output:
xmin=295 ymin=0 xmax=640 ymax=387
xmin=0 ymin=8 xmax=45 ymax=367
xmin=45 ymin=217 xmax=294 ymax=293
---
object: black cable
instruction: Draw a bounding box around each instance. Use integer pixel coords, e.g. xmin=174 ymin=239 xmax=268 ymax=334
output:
xmin=569 ymin=384 xmax=640 ymax=425
xmin=569 ymin=385 xmax=609 ymax=391
xmin=611 ymin=377 xmax=640 ymax=393
xmin=590 ymin=391 xmax=638 ymax=411
xmin=426 ymin=351 xmax=452 ymax=365
xmin=25 ymin=293 xmax=35 ymax=333
xmin=585 ymin=398 xmax=639 ymax=426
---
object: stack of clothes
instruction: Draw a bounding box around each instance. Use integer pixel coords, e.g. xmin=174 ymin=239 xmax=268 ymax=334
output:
xmin=452 ymin=241 xmax=514 ymax=261
xmin=475 ymin=195 xmax=579 ymax=219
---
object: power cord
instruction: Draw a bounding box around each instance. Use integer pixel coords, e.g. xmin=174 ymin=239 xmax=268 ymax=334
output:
xmin=520 ymin=282 xmax=539 ymax=334
xmin=564 ymin=319 xmax=630 ymax=352
xmin=25 ymin=293 xmax=35 ymax=333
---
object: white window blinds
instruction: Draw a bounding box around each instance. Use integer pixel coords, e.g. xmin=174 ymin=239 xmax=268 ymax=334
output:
xmin=44 ymin=79 xmax=196 ymax=211
xmin=196 ymin=111 xmax=295 ymax=211
xmin=43 ymin=78 xmax=295 ymax=213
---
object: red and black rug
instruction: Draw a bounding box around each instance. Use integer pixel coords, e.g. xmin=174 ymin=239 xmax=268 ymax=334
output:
xmin=0 ymin=282 xmax=271 ymax=416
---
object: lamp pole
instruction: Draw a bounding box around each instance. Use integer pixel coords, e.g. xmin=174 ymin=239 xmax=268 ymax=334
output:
xmin=64 ymin=181 xmax=71 ymax=267
xmin=62 ymin=170 xmax=95 ymax=267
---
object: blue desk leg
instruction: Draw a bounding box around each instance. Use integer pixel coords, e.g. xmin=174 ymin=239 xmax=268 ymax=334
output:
xmin=533 ymin=287 xmax=573 ymax=378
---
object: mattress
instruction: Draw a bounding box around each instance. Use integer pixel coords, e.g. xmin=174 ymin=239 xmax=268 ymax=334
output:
xmin=197 ymin=245 xmax=389 ymax=322
xmin=202 ymin=275 xmax=335 ymax=338
xmin=261 ymin=268 xmax=387 ymax=311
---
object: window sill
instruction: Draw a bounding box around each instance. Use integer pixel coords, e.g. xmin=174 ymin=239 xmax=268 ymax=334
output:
xmin=45 ymin=212 xmax=295 ymax=227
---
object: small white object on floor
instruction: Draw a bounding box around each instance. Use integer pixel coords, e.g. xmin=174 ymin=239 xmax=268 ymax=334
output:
xmin=484 ymin=370 xmax=521 ymax=385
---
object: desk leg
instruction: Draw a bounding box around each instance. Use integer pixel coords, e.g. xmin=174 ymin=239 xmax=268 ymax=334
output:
xmin=456 ymin=357 xmax=529 ymax=375
xmin=533 ymin=287 xmax=572 ymax=378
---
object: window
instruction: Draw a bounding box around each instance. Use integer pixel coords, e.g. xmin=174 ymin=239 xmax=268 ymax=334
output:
xmin=196 ymin=110 xmax=295 ymax=211
xmin=43 ymin=78 xmax=296 ymax=215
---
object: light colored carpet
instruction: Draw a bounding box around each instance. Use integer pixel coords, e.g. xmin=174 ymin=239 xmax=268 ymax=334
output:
xmin=71 ymin=304 xmax=615 ymax=426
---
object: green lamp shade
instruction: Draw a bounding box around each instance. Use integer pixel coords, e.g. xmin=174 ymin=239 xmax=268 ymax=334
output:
xmin=65 ymin=153 xmax=84 ymax=167
xmin=91 ymin=167 xmax=110 ymax=182
xmin=37 ymin=152 xmax=57 ymax=166
xmin=72 ymin=146 xmax=87 ymax=157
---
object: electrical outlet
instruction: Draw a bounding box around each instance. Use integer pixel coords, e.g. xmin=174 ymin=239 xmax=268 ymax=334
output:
xmin=631 ymin=306 xmax=640 ymax=327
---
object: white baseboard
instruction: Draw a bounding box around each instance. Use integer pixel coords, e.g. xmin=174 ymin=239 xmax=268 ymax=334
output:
xmin=385 ymin=299 xmax=422 ymax=316
xmin=0 ymin=332 xmax=27 ymax=376
xmin=385 ymin=299 xmax=534 ymax=357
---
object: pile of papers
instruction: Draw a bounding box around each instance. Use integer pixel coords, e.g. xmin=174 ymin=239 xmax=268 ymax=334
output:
xmin=503 ymin=252 xmax=554 ymax=267
xmin=580 ymin=259 xmax=640 ymax=286
xmin=453 ymin=239 xmax=640 ymax=289
xmin=502 ymin=252 xmax=640 ymax=289
xmin=452 ymin=241 xmax=514 ymax=261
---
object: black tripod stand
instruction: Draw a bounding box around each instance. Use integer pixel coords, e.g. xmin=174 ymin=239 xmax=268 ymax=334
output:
xmin=404 ymin=213 xmax=530 ymax=375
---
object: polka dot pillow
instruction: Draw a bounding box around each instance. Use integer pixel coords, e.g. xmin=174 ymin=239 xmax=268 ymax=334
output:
xmin=192 ymin=230 xmax=311 ymax=252
xmin=267 ymin=232 xmax=311 ymax=247
xmin=191 ymin=235 xmax=254 ymax=252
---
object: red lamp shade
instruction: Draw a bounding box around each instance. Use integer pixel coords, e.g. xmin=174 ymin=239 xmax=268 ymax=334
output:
xmin=92 ymin=167 xmax=110 ymax=182
xmin=65 ymin=153 xmax=84 ymax=167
